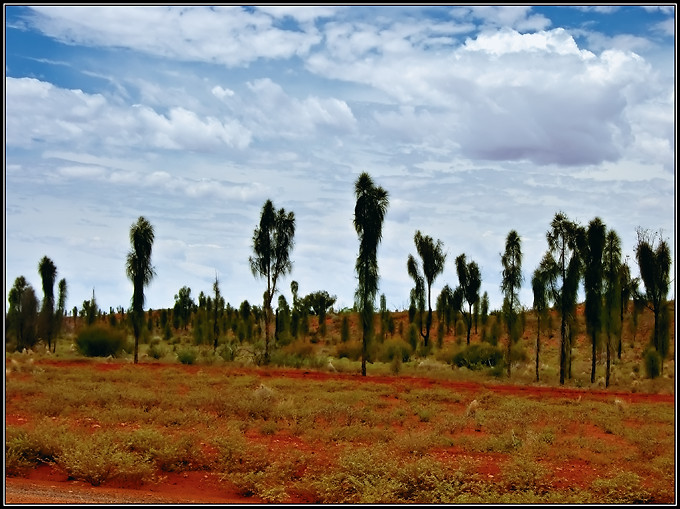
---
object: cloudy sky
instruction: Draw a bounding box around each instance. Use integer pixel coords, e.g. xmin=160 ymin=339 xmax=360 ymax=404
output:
xmin=4 ymin=5 xmax=676 ymax=316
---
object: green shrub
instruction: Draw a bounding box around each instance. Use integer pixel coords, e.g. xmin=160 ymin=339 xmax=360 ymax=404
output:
xmin=336 ymin=341 xmax=362 ymax=361
xmin=452 ymin=343 xmax=504 ymax=370
xmin=5 ymin=429 xmax=43 ymax=475
xmin=590 ymin=470 xmax=652 ymax=503
xmin=75 ymin=325 xmax=125 ymax=357
xmin=147 ymin=343 xmax=166 ymax=360
xmin=643 ymin=347 xmax=661 ymax=379
xmin=176 ymin=347 xmax=198 ymax=365
xmin=378 ymin=338 xmax=412 ymax=363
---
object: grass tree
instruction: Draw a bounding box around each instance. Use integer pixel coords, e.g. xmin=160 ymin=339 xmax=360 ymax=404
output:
xmin=532 ymin=256 xmax=551 ymax=382
xmin=249 ymin=199 xmax=296 ymax=364
xmin=353 ymin=172 xmax=389 ymax=376
xmin=212 ymin=274 xmax=224 ymax=353
xmin=617 ymin=259 xmax=636 ymax=359
xmin=436 ymin=284 xmax=455 ymax=334
xmin=54 ymin=278 xmax=67 ymax=352
xmin=453 ymin=253 xmax=481 ymax=346
xmin=602 ymin=229 xmax=622 ymax=387
xmin=126 ymin=216 xmax=156 ymax=364
xmin=38 ymin=256 xmax=57 ymax=353
xmin=500 ymin=230 xmax=523 ymax=377
xmin=583 ymin=217 xmax=606 ymax=384
xmin=544 ymin=211 xmax=583 ymax=385
xmin=407 ymin=230 xmax=446 ymax=347
xmin=634 ymin=228 xmax=671 ymax=373
xmin=7 ymin=276 xmax=39 ymax=351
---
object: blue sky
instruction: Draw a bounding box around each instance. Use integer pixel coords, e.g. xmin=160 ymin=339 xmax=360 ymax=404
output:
xmin=4 ymin=5 xmax=676 ymax=316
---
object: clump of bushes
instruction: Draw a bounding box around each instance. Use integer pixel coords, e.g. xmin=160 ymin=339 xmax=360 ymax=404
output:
xmin=378 ymin=338 xmax=412 ymax=363
xmin=75 ymin=325 xmax=125 ymax=357
xmin=176 ymin=347 xmax=198 ymax=365
xmin=452 ymin=343 xmax=504 ymax=370
xmin=336 ymin=341 xmax=363 ymax=361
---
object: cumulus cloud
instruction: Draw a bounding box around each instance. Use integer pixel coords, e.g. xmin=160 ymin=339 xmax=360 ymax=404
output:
xmin=6 ymin=77 xmax=252 ymax=152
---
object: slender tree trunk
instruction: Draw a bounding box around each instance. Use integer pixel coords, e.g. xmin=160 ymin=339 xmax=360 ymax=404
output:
xmin=535 ymin=315 xmax=540 ymax=382
xmin=361 ymin=306 xmax=368 ymax=377
xmin=559 ymin=314 xmax=566 ymax=385
xmin=591 ymin=331 xmax=597 ymax=384
xmin=466 ymin=304 xmax=472 ymax=345
xmin=605 ymin=333 xmax=611 ymax=387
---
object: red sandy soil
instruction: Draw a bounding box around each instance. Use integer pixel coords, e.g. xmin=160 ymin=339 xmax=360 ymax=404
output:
xmin=5 ymin=359 xmax=675 ymax=504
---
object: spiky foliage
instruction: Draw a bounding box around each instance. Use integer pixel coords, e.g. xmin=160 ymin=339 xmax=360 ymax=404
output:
xmin=126 ymin=216 xmax=156 ymax=364
xmin=543 ymin=211 xmax=583 ymax=385
xmin=602 ymin=229 xmax=622 ymax=387
xmin=583 ymin=218 xmax=606 ymax=384
xmin=7 ymin=276 xmax=39 ymax=350
xmin=532 ymin=255 xmax=552 ymax=382
xmin=353 ymin=172 xmax=389 ymax=376
xmin=37 ymin=256 xmax=57 ymax=352
xmin=407 ymin=231 xmax=446 ymax=347
xmin=250 ymin=199 xmax=296 ymax=363
xmin=634 ymin=228 xmax=671 ymax=372
xmin=500 ymin=230 xmax=523 ymax=377
xmin=453 ymin=254 xmax=482 ymax=346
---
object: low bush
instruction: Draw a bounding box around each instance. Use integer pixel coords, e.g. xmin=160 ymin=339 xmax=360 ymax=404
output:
xmin=452 ymin=343 xmax=504 ymax=370
xmin=176 ymin=347 xmax=198 ymax=365
xmin=378 ymin=338 xmax=412 ymax=363
xmin=336 ymin=341 xmax=363 ymax=361
xmin=75 ymin=325 xmax=125 ymax=357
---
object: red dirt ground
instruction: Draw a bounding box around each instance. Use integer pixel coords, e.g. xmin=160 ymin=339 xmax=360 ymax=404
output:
xmin=5 ymin=358 xmax=675 ymax=504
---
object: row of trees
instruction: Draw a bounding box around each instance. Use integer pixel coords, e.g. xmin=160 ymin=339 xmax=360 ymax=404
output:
xmin=6 ymin=174 xmax=673 ymax=384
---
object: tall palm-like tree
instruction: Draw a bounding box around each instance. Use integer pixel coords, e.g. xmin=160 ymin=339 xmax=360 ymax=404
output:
xmin=544 ymin=211 xmax=583 ymax=385
xmin=453 ymin=254 xmax=481 ymax=346
xmin=634 ymin=228 xmax=671 ymax=372
xmin=250 ymin=199 xmax=296 ymax=363
xmin=532 ymin=255 xmax=552 ymax=382
xmin=38 ymin=256 xmax=57 ymax=352
xmin=407 ymin=230 xmax=446 ymax=347
xmin=54 ymin=278 xmax=67 ymax=353
xmin=213 ymin=274 xmax=223 ymax=353
xmin=602 ymin=229 xmax=622 ymax=387
xmin=126 ymin=216 xmax=156 ymax=364
xmin=500 ymin=230 xmax=523 ymax=377
xmin=584 ymin=218 xmax=606 ymax=384
xmin=354 ymin=172 xmax=389 ymax=376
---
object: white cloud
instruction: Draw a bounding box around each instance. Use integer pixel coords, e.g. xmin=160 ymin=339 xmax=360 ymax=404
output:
xmin=28 ymin=6 xmax=322 ymax=66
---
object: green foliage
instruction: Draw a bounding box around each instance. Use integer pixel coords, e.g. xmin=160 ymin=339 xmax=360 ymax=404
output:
xmin=436 ymin=321 xmax=445 ymax=348
xmin=452 ymin=343 xmax=504 ymax=370
xmin=56 ymin=431 xmax=153 ymax=486
xmin=5 ymin=429 xmax=44 ymax=476
xmin=642 ymin=347 xmax=661 ymax=379
xmin=6 ymin=276 xmax=40 ymax=351
xmin=176 ymin=347 xmax=198 ymax=365
xmin=147 ymin=342 xmax=166 ymax=360
xmin=378 ymin=338 xmax=412 ymax=363
xmin=589 ymin=471 xmax=652 ymax=503
xmin=340 ymin=314 xmax=351 ymax=343
xmin=407 ymin=323 xmax=419 ymax=351
xmin=75 ymin=325 xmax=125 ymax=357
xmin=336 ymin=341 xmax=363 ymax=361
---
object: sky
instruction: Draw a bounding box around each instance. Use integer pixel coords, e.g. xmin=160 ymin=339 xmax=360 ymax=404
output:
xmin=4 ymin=4 xmax=676 ymax=316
